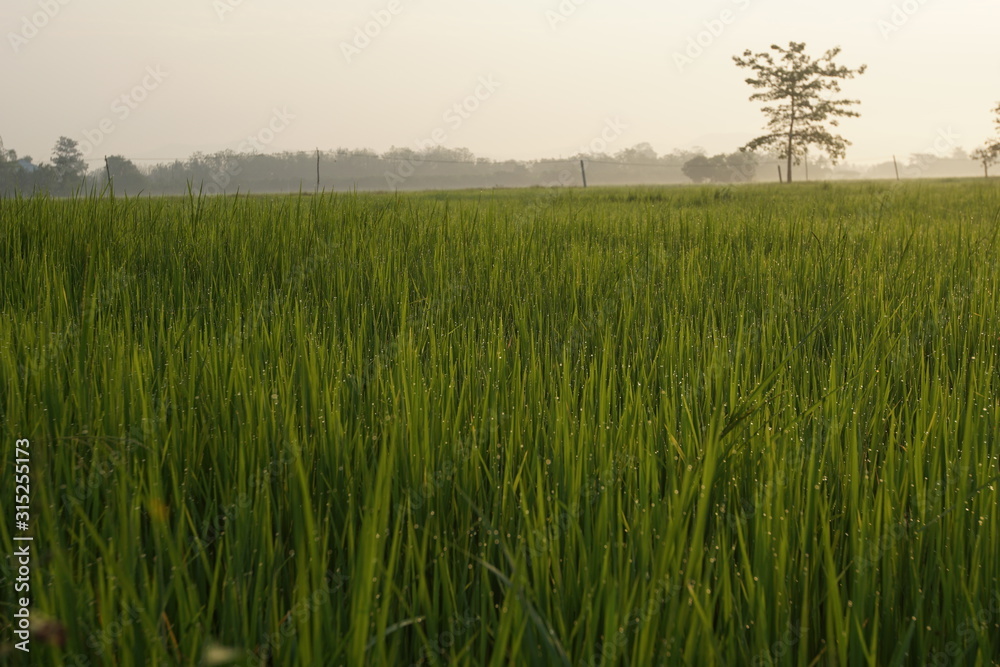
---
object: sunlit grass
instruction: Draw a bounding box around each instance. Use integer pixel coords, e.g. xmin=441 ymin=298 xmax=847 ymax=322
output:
xmin=1 ymin=180 xmax=999 ymax=665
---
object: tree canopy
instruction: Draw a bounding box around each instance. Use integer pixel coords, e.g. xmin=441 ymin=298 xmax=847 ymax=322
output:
xmin=51 ymin=136 xmax=87 ymax=188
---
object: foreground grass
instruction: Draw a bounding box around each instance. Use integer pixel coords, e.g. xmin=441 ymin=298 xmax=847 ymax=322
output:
xmin=1 ymin=180 xmax=999 ymax=665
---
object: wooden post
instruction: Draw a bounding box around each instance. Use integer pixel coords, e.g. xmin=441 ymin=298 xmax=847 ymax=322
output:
xmin=893 ymin=155 xmax=900 ymax=181
xmin=580 ymin=160 xmax=587 ymax=188
xmin=777 ymin=165 xmax=783 ymax=183
xmin=316 ymin=149 xmax=321 ymax=192
xmin=104 ymin=156 xmax=112 ymax=185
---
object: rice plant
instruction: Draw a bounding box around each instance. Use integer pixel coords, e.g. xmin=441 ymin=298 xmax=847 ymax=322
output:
xmin=1 ymin=180 xmax=999 ymax=665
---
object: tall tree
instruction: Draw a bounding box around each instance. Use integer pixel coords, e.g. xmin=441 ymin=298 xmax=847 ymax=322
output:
xmin=51 ymin=136 xmax=87 ymax=187
xmin=0 ymin=136 xmax=19 ymax=195
xmin=0 ymin=135 xmax=16 ymax=173
xmin=734 ymin=42 xmax=867 ymax=183
xmin=971 ymin=144 xmax=999 ymax=178
xmin=970 ymin=103 xmax=1000 ymax=178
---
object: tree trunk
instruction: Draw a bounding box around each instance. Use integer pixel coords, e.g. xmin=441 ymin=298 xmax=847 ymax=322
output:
xmin=786 ymin=106 xmax=795 ymax=184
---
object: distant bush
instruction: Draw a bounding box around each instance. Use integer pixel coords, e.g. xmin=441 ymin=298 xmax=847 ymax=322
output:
xmin=682 ymin=151 xmax=758 ymax=183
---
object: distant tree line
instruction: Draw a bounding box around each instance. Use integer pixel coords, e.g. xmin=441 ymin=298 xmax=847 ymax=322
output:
xmin=0 ymin=135 xmax=89 ymax=196
xmin=0 ymin=139 xmax=719 ymax=196
xmin=0 ymin=135 xmax=988 ymax=198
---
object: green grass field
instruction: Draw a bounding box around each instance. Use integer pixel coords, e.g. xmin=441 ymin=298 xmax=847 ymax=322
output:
xmin=2 ymin=180 xmax=999 ymax=665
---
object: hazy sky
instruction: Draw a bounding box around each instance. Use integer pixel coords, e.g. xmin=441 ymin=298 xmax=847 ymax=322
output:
xmin=3 ymin=0 xmax=998 ymax=170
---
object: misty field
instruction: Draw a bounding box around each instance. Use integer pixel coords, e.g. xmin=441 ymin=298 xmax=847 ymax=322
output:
xmin=2 ymin=180 xmax=1000 ymax=666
